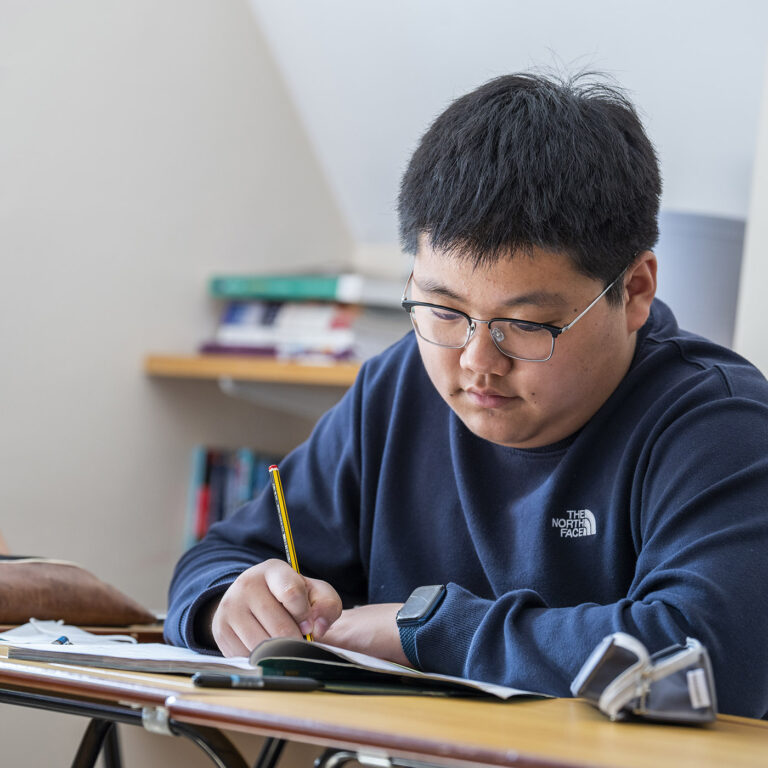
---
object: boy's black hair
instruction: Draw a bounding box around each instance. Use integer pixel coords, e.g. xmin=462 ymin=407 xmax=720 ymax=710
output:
xmin=397 ymin=72 xmax=662 ymax=303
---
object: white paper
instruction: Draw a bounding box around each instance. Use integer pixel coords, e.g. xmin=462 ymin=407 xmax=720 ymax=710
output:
xmin=6 ymin=641 xmax=254 ymax=670
xmin=252 ymin=639 xmax=544 ymax=700
xmin=0 ymin=619 xmax=137 ymax=645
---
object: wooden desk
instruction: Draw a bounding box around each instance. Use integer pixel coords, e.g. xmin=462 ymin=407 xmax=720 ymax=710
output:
xmin=167 ymin=689 xmax=768 ymax=768
xmin=0 ymin=657 xmax=766 ymax=768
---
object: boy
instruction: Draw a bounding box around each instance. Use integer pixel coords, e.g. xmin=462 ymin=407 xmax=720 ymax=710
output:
xmin=166 ymin=73 xmax=768 ymax=718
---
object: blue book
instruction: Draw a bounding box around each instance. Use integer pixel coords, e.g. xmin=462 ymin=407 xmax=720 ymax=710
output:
xmin=251 ymin=454 xmax=278 ymax=499
xmin=222 ymin=448 xmax=255 ymax=519
xmin=207 ymin=450 xmax=230 ymax=529
xmin=183 ymin=446 xmax=208 ymax=550
xmin=234 ymin=448 xmax=256 ymax=508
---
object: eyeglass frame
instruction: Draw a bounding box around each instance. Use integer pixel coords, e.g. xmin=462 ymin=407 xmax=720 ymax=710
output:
xmin=400 ymin=269 xmax=626 ymax=363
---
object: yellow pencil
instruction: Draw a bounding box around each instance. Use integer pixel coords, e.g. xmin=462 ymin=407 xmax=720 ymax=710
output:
xmin=268 ymin=464 xmax=313 ymax=642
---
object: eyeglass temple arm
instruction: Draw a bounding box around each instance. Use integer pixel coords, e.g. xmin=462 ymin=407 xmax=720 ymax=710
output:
xmin=401 ymin=271 xmax=414 ymax=303
xmin=559 ymin=274 xmax=622 ymax=333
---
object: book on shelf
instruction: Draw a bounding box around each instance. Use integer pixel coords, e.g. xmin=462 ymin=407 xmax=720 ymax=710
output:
xmin=184 ymin=446 xmax=280 ymax=549
xmin=200 ymin=300 xmax=411 ymax=363
xmin=183 ymin=446 xmax=208 ymax=548
xmin=209 ymin=272 xmax=404 ymax=309
xmin=6 ymin=638 xmax=546 ymax=700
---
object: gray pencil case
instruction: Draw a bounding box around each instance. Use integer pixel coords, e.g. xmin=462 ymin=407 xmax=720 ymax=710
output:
xmin=570 ymin=632 xmax=717 ymax=723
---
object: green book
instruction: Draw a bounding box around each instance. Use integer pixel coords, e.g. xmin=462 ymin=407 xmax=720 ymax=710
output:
xmin=209 ymin=273 xmax=403 ymax=308
xmin=248 ymin=638 xmax=546 ymax=699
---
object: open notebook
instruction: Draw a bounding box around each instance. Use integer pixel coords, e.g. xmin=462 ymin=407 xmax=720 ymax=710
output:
xmin=6 ymin=638 xmax=544 ymax=700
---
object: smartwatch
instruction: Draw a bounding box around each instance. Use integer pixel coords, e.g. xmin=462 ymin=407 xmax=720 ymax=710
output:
xmin=396 ymin=585 xmax=446 ymax=666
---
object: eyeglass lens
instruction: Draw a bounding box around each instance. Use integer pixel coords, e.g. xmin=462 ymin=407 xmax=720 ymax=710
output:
xmin=408 ymin=305 xmax=554 ymax=361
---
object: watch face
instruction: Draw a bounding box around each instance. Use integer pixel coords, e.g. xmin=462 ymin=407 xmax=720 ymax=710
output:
xmin=397 ymin=585 xmax=446 ymax=625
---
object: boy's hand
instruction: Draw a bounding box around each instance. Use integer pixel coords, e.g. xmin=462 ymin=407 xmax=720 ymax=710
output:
xmin=321 ymin=603 xmax=410 ymax=666
xmin=211 ymin=559 xmax=342 ymax=657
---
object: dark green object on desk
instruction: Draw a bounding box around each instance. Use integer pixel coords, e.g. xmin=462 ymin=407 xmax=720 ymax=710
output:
xmin=192 ymin=672 xmax=320 ymax=691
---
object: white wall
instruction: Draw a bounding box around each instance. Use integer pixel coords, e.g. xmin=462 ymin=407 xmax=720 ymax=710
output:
xmin=735 ymin=49 xmax=768 ymax=374
xmin=655 ymin=212 xmax=745 ymax=347
xmin=0 ymin=1 xmax=350 ymax=764
xmin=251 ymin=0 xmax=768 ymax=248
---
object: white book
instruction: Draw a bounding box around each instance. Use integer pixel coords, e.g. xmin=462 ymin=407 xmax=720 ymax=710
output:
xmin=7 ymin=638 xmax=547 ymax=700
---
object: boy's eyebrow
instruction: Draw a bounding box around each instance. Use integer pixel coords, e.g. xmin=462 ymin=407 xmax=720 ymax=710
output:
xmin=415 ymin=277 xmax=569 ymax=309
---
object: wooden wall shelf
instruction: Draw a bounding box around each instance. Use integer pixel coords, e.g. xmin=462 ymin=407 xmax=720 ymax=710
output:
xmin=144 ymin=354 xmax=360 ymax=388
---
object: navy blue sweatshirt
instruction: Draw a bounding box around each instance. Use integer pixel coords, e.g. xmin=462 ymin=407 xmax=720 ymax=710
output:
xmin=166 ymin=300 xmax=768 ymax=718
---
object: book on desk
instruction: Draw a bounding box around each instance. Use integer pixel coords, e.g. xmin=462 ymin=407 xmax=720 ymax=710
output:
xmin=6 ymin=637 xmax=545 ymax=700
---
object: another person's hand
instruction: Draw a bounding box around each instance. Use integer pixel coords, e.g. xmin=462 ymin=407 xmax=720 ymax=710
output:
xmin=321 ymin=603 xmax=409 ymax=666
xmin=211 ymin=559 xmax=342 ymax=656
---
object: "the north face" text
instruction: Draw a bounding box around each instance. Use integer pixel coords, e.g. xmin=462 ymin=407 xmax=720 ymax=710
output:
xmin=551 ymin=509 xmax=596 ymax=537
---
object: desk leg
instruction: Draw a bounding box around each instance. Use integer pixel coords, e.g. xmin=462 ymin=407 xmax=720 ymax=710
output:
xmin=71 ymin=718 xmax=117 ymax=768
xmin=170 ymin=721 xmax=250 ymax=768
xmin=0 ymin=688 xmax=248 ymax=768
xmin=104 ymin=722 xmax=123 ymax=768
xmin=252 ymin=737 xmax=286 ymax=768
xmin=314 ymin=749 xmax=445 ymax=768
xmin=70 ymin=717 xmax=249 ymax=768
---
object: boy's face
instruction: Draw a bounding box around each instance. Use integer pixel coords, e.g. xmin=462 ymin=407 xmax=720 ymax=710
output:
xmin=410 ymin=243 xmax=642 ymax=449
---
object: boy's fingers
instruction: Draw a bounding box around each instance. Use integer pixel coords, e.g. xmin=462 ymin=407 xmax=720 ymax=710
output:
xmin=229 ymin=610 xmax=271 ymax=655
xmin=213 ymin=611 xmax=256 ymax=657
xmin=305 ymin=577 xmax=343 ymax=633
xmin=263 ymin=562 xmax=313 ymax=622
xmin=248 ymin=594 xmax=305 ymax=640
xmin=212 ymin=561 xmax=343 ymax=649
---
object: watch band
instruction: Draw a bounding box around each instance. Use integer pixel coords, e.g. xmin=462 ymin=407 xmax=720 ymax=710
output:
xmin=399 ymin=622 xmax=419 ymax=666
xmin=396 ymin=585 xmax=447 ymax=667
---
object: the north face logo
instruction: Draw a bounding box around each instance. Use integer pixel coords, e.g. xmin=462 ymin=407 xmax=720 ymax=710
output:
xmin=551 ymin=509 xmax=596 ymax=538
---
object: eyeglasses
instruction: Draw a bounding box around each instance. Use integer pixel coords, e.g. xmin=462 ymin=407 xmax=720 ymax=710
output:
xmin=401 ymin=270 xmax=624 ymax=362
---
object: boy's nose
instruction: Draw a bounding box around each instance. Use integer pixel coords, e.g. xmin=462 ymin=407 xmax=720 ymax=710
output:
xmin=460 ymin=323 xmax=513 ymax=376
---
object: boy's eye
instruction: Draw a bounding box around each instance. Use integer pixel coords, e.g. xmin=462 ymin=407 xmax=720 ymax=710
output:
xmin=430 ymin=308 xmax=464 ymax=322
xmin=515 ymin=322 xmax=546 ymax=333
xmin=494 ymin=320 xmax=548 ymax=335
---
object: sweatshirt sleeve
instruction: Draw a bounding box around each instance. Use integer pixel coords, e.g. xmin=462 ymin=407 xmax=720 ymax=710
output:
xmin=164 ymin=367 xmax=368 ymax=652
xmin=410 ymin=395 xmax=768 ymax=719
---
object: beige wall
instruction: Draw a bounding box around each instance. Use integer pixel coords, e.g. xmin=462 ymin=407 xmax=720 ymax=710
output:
xmin=0 ymin=0 xmax=351 ymax=764
xmin=735 ymin=49 xmax=768 ymax=375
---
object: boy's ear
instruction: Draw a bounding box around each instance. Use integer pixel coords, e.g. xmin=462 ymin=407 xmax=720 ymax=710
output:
xmin=623 ymin=251 xmax=657 ymax=333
